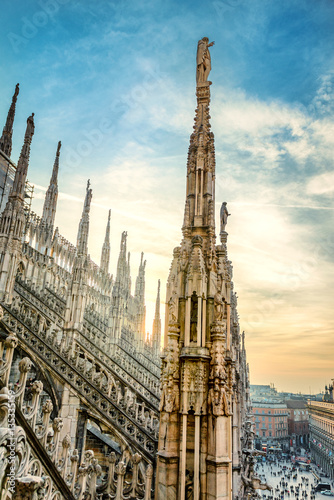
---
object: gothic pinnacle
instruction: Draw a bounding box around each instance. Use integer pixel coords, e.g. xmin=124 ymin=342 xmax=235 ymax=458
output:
xmin=42 ymin=140 xmax=61 ymax=228
xmin=152 ymin=279 xmax=161 ymax=356
xmin=0 ymin=83 xmax=19 ymax=157
xmin=76 ymin=179 xmax=92 ymax=256
xmin=10 ymin=112 xmax=35 ymax=201
xmin=155 ymin=279 xmax=161 ymax=319
xmin=100 ymin=209 xmax=111 ymax=274
xmin=51 ymin=140 xmax=61 ymax=182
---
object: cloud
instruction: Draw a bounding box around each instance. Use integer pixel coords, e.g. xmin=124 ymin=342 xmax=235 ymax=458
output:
xmin=307 ymin=171 xmax=334 ymax=195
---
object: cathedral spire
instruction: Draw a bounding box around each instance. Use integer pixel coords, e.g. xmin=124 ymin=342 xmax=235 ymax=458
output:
xmin=42 ymin=141 xmax=61 ymax=228
xmin=10 ymin=113 xmax=35 ymax=202
xmin=100 ymin=209 xmax=111 ymax=274
xmin=134 ymin=252 xmax=146 ymax=342
xmin=152 ymin=279 xmax=161 ymax=357
xmin=183 ymin=37 xmax=216 ymax=239
xmin=134 ymin=252 xmax=146 ymax=302
xmin=0 ymin=111 xmax=34 ymax=303
xmin=76 ymin=179 xmax=92 ymax=256
xmin=116 ymin=231 xmax=127 ymax=282
xmin=0 ymin=83 xmax=19 ymax=158
xmin=156 ymin=38 xmax=246 ymax=500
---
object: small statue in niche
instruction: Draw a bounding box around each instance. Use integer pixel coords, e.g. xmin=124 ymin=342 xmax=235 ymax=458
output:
xmin=190 ymin=291 xmax=198 ymax=343
xmin=214 ymin=289 xmax=224 ymax=322
xmin=185 ymin=469 xmax=194 ymax=500
xmin=168 ymin=291 xmax=178 ymax=323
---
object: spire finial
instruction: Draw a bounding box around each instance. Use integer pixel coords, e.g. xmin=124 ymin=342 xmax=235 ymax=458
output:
xmin=83 ymin=179 xmax=92 ymax=212
xmin=196 ymin=37 xmax=215 ymax=86
xmin=182 ymin=37 xmax=216 ymax=238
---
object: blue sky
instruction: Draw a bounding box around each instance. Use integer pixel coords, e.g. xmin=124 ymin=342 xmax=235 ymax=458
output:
xmin=1 ymin=0 xmax=334 ymax=393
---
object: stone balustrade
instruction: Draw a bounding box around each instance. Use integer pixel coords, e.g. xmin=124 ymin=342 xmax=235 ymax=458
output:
xmin=0 ymin=325 xmax=154 ymax=499
xmin=15 ymin=277 xmax=161 ymax=402
xmin=2 ymin=300 xmax=159 ymax=461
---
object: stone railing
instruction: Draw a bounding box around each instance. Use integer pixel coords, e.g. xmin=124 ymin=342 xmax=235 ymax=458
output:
xmin=119 ymin=331 xmax=161 ymax=379
xmin=16 ymin=276 xmax=161 ymax=402
xmin=0 ymin=329 xmax=154 ymax=499
xmin=15 ymin=277 xmax=65 ymax=326
xmin=84 ymin=309 xmax=108 ymax=333
xmin=308 ymin=400 xmax=334 ymax=412
xmin=78 ymin=331 xmax=160 ymax=406
xmin=80 ymin=324 xmax=160 ymax=401
xmin=2 ymin=300 xmax=159 ymax=461
xmin=14 ymin=279 xmax=160 ymax=407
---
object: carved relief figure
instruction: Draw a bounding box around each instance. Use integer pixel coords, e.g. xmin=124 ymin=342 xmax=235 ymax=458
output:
xmin=196 ymin=37 xmax=215 ymax=85
xmin=208 ymin=378 xmax=230 ymax=417
xmin=160 ymin=374 xmax=179 ymax=413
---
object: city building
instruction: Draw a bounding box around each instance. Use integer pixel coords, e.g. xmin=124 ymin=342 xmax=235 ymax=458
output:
xmin=252 ymin=402 xmax=289 ymax=451
xmin=308 ymin=397 xmax=334 ymax=479
xmin=286 ymin=399 xmax=309 ymax=450
xmin=250 ymin=384 xmax=280 ymax=403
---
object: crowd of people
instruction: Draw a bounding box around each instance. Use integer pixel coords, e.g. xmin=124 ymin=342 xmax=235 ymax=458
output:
xmin=255 ymin=455 xmax=333 ymax=499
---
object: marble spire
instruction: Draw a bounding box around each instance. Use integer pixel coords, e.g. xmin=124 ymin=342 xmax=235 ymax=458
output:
xmin=76 ymin=180 xmax=92 ymax=256
xmin=10 ymin=113 xmax=35 ymax=202
xmin=0 ymin=83 xmax=19 ymax=158
xmin=42 ymin=141 xmax=61 ymax=228
xmin=152 ymin=279 xmax=161 ymax=357
xmin=100 ymin=209 xmax=111 ymax=274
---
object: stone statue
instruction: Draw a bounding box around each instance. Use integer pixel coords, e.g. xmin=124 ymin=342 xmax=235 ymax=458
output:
xmin=168 ymin=291 xmax=178 ymax=323
xmin=196 ymin=37 xmax=215 ymax=85
xmin=185 ymin=469 xmax=194 ymax=500
xmin=208 ymin=378 xmax=230 ymax=417
xmin=214 ymin=290 xmax=224 ymax=322
xmin=220 ymin=202 xmax=230 ymax=232
xmin=190 ymin=291 xmax=198 ymax=343
xmin=25 ymin=113 xmax=35 ymax=141
xmin=160 ymin=375 xmax=178 ymax=413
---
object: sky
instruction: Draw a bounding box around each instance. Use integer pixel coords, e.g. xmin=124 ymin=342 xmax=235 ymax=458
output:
xmin=0 ymin=0 xmax=334 ymax=394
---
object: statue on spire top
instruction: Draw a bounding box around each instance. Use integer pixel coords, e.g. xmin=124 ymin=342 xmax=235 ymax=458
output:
xmin=196 ymin=37 xmax=215 ymax=86
xmin=25 ymin=113 xmax=35 ymax=141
